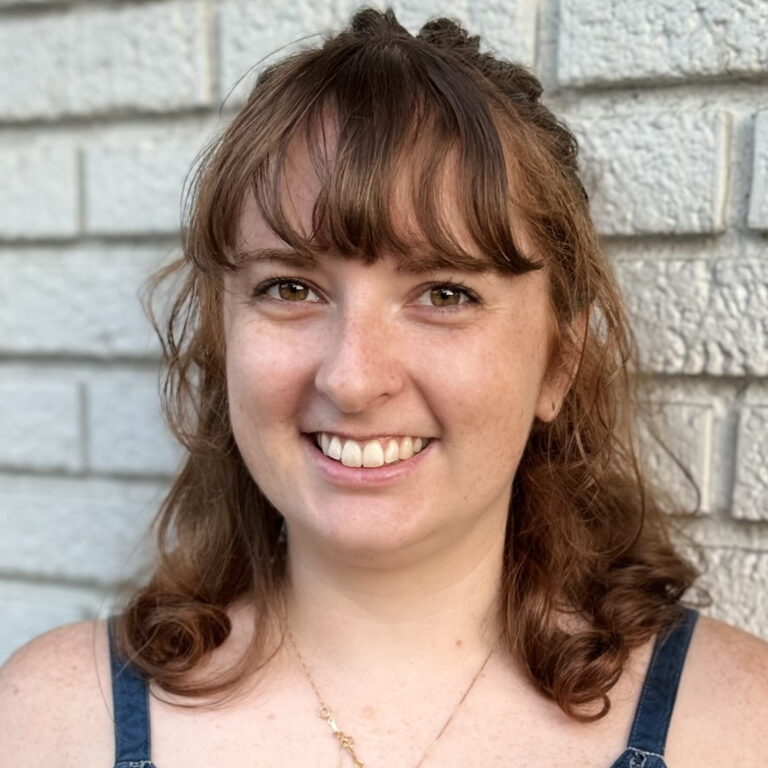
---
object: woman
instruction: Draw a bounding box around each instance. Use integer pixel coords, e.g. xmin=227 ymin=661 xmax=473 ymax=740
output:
xmin=1 ymin=7 xmax=767 ymax=767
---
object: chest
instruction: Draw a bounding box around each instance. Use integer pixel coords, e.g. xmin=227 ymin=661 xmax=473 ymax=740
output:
xmin=97 ymin=632 xmax=723 ymax=768
xmin=146 ymin=673 xmax=640 ymax=768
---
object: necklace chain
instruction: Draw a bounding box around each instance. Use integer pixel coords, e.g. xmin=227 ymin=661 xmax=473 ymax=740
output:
xmin=285 ymin=624 xmax=494 ymax=768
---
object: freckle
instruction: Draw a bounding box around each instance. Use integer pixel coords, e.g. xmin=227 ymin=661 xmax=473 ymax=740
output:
xmin=455 ymin=639 xmax=463 ymax=647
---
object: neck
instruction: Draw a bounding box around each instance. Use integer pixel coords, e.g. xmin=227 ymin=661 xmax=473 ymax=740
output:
xmin=282 ymin=512 xmax=507 ymax=668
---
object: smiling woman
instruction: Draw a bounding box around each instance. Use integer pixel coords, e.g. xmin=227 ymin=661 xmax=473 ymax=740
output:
xmin=2 ymin=6 xmax=767 ymax=768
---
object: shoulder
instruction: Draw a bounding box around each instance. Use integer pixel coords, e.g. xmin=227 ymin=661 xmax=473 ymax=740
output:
xmin=685 ymin=614 xmax=768 ymax=704
xmin=666 ymin=613 xmax=768 ymax=766
xmin=0 ymin=620 xmax=115 ymax=765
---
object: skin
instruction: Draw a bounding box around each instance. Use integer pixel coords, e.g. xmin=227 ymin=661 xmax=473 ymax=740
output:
xmin=225 ymin=248 xmax=559 ymax=569
xmin=1 ymin=137 xmax=767 ymax=767
xmin=221 ymin=137 xmax=570 ymax=672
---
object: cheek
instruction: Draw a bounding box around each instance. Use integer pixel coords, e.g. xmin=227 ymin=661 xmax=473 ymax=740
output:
xmin=421 ymin=324 xmax=548 ymax=464
xmin=224 ymin=320 xmax=321 ymax=504
xmin=225 ymin=320 xmax=316 ymax=432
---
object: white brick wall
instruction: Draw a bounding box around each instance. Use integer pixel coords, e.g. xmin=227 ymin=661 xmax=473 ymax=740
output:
xmin=88 ymin=373 xmax=182 ymax=476
xmin=0 ymin=2 xmax=211 ymax=120
xmin=558 ymin=0 xmax=768 ymax=87
xmin=748 ymin=109 xmax=768 ymax=230
xmin=0 ymin=474 xmax=163 ymax=582
xmin=573 ymin=111 xmax=730 ymax=236
xmin=0 ymin=377 xmax=81 ymax=472
xmin=84 ymin=130 xmax=210 ymax=235
xmin=637 ymin=402 xmax=715 ymax=514
xmin=1 ymin=0 xmax=767 ymax=663
xmin=697 ymin=549 xmax=768 ymax=637
xmin=0 ymin=247 xmax=165 ymax=356
xmin=616 ymin=258 xmax=768 ymax=376
xmin=0 ymin=141 xmax=79 ymax=239
xmin=733 ymin=407 xmax=768 ymax=520
xmin=618 ymin=259 xmax=768 ymax=376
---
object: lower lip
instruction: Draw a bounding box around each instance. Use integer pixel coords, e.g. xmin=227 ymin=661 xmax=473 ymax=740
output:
xmin=301 ymin=434 xmax=435 ymax=487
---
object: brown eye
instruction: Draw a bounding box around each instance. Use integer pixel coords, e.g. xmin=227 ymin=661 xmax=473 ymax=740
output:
xmin=428 ymin=286 xmax=466 ymax=307
xmin=277 ymin=281 xmax=310 ymax=301
xmin=255 ymin=279 xmax=321 ymax=303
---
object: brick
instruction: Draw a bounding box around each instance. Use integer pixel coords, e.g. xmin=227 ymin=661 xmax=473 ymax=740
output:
xmin=0 ymin=580 xmax=109 ymax=665
xmin=84 ymin=133 xmax=204 ymax=235
xmin=748 ymin=110 xmax=768 ymax=230
xmin=696 ymin=548 xmax=768 ymax=640
xmin=637 ymin=403 xmax=714 ymax=513
xmin=218 ymin=0 xmax=329 ymax=103
xmin=572 ymin=111 xmax=729 ymax=236
xmin=0 ymin=246 xmax=166 ymax=357
xmin=558 ymin=0 xmax=768 ymax=88
xmin=616 ymin=258 xmax=768 ymax=375
xmin=732 ymin=407 xmax=768 ymax=520
xmin=0 ymin=378 xmax=81 ymax=472
xmin=465 ymin=0 xmax=536 ymax=68
xmin=87 ymin=374 xmax=182 ymax=476
xmin=0 ymin=142 xmax=78 ymax=239
xmin=0 ymin=474 xmax=164 ymax=584
xmin=0 ymin=2 xmax=210 ymax=121
xmin=0 ymin=0 xmax=67 ymax=5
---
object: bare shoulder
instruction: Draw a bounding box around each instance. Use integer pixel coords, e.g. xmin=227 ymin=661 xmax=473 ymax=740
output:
xmin=0 ymin=620 xmax=114 ymax=766
xmin=667 ymin=614 xmax=768 ymax=767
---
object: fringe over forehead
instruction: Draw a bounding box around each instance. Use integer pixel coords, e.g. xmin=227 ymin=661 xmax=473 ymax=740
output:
xmin=185 ymin=10 xmax=573 ymax=280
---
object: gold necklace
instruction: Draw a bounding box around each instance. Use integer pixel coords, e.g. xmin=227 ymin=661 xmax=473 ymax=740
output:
xmin=285 ymin=624 xmax=494 ymax=768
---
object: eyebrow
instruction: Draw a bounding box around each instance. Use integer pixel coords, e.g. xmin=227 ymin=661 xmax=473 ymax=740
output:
xmin=232 ymin=248 xmax=316 ymax=268
xmin=232 ymin=247 xmax=495 ymax=275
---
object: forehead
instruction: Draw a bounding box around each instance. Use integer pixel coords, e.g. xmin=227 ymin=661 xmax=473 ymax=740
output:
xmin=233 ymin=121 xmax=537 ymax=276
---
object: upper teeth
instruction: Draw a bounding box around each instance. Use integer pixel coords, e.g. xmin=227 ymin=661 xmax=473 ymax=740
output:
xmin=316 ymin=432 xmax=429 ymax=467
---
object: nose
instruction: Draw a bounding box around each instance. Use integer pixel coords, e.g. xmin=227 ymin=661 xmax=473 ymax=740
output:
xmin=314 ymin=306 xmax=405 ymax=414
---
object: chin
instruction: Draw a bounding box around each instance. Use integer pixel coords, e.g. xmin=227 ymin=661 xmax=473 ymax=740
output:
xmin=288 ymin=498 xmax=438 ymax=564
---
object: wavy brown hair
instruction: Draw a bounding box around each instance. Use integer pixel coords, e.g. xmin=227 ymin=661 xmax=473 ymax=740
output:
xmin=116 ymin=7 xmax=704 ymax=720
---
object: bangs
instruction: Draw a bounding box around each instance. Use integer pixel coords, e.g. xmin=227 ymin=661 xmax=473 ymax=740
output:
xmin=189 ymin=25 xmax=543 ymax=278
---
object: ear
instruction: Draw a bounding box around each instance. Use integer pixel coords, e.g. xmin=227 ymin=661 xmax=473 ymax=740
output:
xmin=534 ymin=308 xmax=588 ymax=423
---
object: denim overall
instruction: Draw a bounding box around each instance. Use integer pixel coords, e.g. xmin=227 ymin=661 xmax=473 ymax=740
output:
xmin=108 ymin=607 xmax=698 ymax=768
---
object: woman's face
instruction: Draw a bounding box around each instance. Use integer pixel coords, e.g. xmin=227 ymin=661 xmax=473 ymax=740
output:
xmin=222 ymin=146 xmax=569 ymax=565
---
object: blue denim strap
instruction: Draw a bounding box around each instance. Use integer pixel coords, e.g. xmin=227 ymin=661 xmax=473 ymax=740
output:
xmin=626 ymin=607 xmax=699 ymax=756
xmin=108 ymin=616 xmax=154 ymax=766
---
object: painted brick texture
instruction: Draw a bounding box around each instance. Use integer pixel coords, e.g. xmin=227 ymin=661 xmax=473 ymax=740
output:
xmin=0 ymin=2 xmax=211 ymax=120
xmin=0 ymin=475 xmax=163 ymax=583
xmin=558 ymin=0 xmax=768 ymax=87
xmin=573 ymin=111 xmax=730 ymax=236
xmin=1 ymin=0 xmax=766 ymax=662
xmin=0 ymin=142 xmax=79 ymax=239
xmin=698 ymin=549 xmax=768 ymax=638
xmin=638 ymin=402 xmax=715 ymax=514
xmin=0 ymin=247 xmax=165 ymax=357
xmin=0 ymin=378 xmax=81 ymax=472
xmin=617 ymin=258 xmax=768 ymax=376
xmin=84 ymin=131 xmax=208 ymax=235
xmin=733 ymin=407 xmax=768 ymax=521
xmin=88 ymin=374 xmax=182 ymax=476
xmin=748 ymin=110 xmax=768 ymax=230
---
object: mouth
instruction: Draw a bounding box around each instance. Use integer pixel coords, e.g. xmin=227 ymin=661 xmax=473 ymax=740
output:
xmin=309 ymin=431 xmax=432 ymax=468
xmin=301 ymin=431 xmax=435 ymax=487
